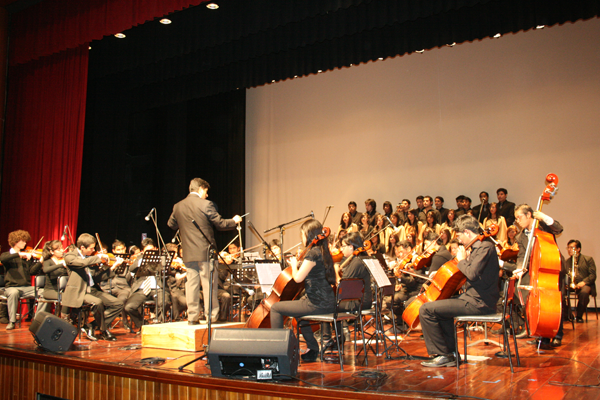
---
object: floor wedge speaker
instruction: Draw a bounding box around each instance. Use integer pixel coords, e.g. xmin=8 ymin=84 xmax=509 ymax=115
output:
xmin=29 ymin=311 xmax=77 ymax=352
xmin=208 ymin=328 xmax=298 ymax=379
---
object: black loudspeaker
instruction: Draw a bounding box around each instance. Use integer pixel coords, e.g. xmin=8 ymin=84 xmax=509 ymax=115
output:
xmin=29 ymin=311 xmax=78 ymax=352
xmin=208 ymin=328 xmax=298 ymax=379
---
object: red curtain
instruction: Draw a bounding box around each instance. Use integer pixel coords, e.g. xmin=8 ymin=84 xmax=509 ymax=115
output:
xmin=10 ymin=0 xmax=208 ymax=66
xmin=0 ymin=45 xmax=89 ymax=248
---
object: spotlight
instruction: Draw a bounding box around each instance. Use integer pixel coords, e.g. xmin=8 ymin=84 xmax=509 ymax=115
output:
xmin=115 ymin=33 xmax=126 ymax=39
xmin=493 ymin=33 xmax=502 ymax=38
xmin=160 ymin=18 xmax=172 ymax=25
xmin=206 ymin=3 xmax=219 ymax=9
xmin=536 ymin=25 xmax=545 ymax=29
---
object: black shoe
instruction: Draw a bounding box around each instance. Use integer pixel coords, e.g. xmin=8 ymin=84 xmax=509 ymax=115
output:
xmin=421 ymin=354 xmax=456 ymax=368
xmin=188 ymin=320 xmax=200 ymax=325
xmin=301 ymin=349 xmax=319 ymax=362
xmin=576 ymin=317 xmax=584 ymax=323
xmin=551 ymin=338 xmax=562 ymax=347
xmin=83 ymin=328 xmax=98 ymax=341
xmin=100 ymin=331 xmax=117 ymax=341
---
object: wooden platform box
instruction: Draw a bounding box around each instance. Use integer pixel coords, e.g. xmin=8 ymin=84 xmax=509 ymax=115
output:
xmin=141 ymin=321 xmax=245 ymax=352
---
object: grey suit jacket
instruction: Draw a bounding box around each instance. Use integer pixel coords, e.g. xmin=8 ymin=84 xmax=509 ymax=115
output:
xmin=62 ymin=250 xmax=104 ymax=308
xmin=168 ymin=193 xmax=237 ymax=263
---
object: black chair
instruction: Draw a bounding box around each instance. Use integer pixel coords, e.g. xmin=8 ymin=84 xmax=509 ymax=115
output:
xmin=296 ymin=278 xmax=368 ymax=371
xmin=0 ymin=279 xmax=36 ymax=327
xmin=453 ymin=279 xmax=520 ymax=373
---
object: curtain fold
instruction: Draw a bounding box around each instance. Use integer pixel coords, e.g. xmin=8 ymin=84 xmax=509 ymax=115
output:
xmin=0 ymin=45 xmax=89 ymax=246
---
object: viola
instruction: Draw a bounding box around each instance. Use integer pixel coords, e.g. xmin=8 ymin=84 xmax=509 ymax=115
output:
xmin=402 ymin=224 xmax=499 ymax=329
xmin=245 ymin=227 xmax=331 ymax=329
xmin=412 ymin=248 xmax=437 ymax=271
xmin=518 ymin=173 xmax=562 ymax=338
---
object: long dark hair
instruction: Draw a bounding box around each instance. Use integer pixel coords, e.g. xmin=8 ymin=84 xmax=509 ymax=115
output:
xmin=339 ymin=212 xmax=352 ymax=229
xmin=42 ymin=240 xmax=61 ymax=260
xmin=301 ymin=219 xmax=336 ymax=285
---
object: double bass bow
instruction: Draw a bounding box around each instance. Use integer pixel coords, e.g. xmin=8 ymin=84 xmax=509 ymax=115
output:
xmin=402 ymin=224 xmax=499 ymax=329
xmin=514 ymin=174 xmax=561 ymax=338
xmin=244 ymin=227 xmax=331 ymax=329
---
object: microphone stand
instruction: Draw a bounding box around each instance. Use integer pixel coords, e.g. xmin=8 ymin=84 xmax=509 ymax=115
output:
xmin=147 ymin=209 xmax=169 ymax=323
xmin=264 ymin=212 xmax=313 ymax=270
xmin=178 ymin=219 xmax=224 ymax=370
xmin=322 ymin=206 xmax=334 ymax=225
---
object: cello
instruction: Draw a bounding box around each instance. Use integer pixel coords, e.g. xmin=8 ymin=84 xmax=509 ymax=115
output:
xmin=402 ymin=224 xmax=499 ymax=329
xmin=516 ymin=174 xmax=561 ymax=338
xmin=245 ymin=227 xmax=330 ymax=329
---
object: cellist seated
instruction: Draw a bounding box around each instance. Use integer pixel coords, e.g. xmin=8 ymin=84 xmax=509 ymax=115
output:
xmin=420 ymin=215 xmax=500 ymax=368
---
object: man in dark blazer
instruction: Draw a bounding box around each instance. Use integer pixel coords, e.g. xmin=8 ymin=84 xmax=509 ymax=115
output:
xmin=168 ymin=178 xmax=241 ymax=325
xmin=63 ymin=233 xmax=124 ymax=341
xmin=565 ymin=240 xmax=596 ymax=322
xmin=472 ymin=191 xmax=491 ymax=223
xmin=496 ymin=188 xmax=516 ymax=227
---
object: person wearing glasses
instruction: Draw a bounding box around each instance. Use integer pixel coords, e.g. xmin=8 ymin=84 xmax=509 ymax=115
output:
xmin=565 ymin=240 xmax=596 ymax=323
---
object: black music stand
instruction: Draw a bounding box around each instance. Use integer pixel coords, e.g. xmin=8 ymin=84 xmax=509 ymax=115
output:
xmin=138 ymin=249 xmax=175 ymax=323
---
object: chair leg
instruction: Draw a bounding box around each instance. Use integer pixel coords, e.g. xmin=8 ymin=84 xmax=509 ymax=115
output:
xmin=358 ymin=317 xmax=368 ymax=367
xmin=503 ymin=321 xmax=514 ymax=373
xmin=333 ymin=320 xmax=344 ymax=372
xmin=453 ymin=321 xmax=460 ymax=369
xmin=595 ymin=296 xmax=598 ymax=320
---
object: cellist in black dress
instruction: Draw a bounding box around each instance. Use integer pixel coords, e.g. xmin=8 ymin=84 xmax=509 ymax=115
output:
xmin=270 ymin=219 xmax=336 ymax=362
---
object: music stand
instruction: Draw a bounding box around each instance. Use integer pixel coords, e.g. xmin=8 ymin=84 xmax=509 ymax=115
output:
xmin=138 ymin=249 xmax=175 ymax=323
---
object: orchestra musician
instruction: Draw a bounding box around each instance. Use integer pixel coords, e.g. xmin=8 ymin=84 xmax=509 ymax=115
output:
xmin=385 ymin=240 xmax=420 ymax=326
xmin=269 ymin=219 xmax=336 ymax=362
xmin=505 ymin=204 xmax=565 ymax=347
xmin=167 ymin=178 xmax=242 ymax=325
xmin=420 ymin=215 xmax=499 ymax=367
xmin=98 ymin=240 xmax=131 ymax=329
xmin=63 ymin=233 xmax=123 ymax=341
xmin=166 ymin=243 xmax=187 ymax=321
xmin=38 ymin=240 xmax=69 ymax=317
xmin=0 ymin=230 xmax=42 ymax=330
xmin=124 ymin=238 xmax=172 ymax=333
xmin=565 ymin=240 xmax=596 ymax=323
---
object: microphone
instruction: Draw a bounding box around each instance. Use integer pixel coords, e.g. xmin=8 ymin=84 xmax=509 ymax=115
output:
xmin=60 ymin=225 xmax=68 ymax=241
xmin=327 ymin=205 xmax=334 ymax=208
xmin=311 ymin=210 xmax=315 ymax=219
xmin=144 ymin=208 xmax=156 ymax=221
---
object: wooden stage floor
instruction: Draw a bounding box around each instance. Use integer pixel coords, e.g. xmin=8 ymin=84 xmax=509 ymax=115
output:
xmin=1 ymin=315 xmax=599 ymax=400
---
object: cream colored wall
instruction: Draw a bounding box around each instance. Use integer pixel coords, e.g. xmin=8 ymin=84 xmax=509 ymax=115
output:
xmin=246 ymin=18 xmax=600 ymax=270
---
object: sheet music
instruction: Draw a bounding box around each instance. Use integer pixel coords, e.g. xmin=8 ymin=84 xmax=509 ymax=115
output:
xmin=254 ymin=260 xmax=283 ymax=294
xmin=362 ymin=257 xmax=392 ymax=288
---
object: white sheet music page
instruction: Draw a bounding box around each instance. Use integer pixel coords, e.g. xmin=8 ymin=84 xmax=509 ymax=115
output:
xmin=254 ymin=261 xmax=283 ymax=294
xmin=362 ymin=257 xmax=392 ymax=287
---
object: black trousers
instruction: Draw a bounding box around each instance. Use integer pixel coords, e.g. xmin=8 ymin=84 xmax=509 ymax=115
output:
xmin=419 ymin=298 xmax=493 ymax=356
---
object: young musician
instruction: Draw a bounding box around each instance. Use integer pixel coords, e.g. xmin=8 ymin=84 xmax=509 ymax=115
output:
xmin=420 ymin=215 xmax=499 ymax=367
xmin=0 ymin=230 xmax=42 ymax=330
xmin=99 ymin=240 xmax=131 ymax=329
xmin=38 ymin=240 xmax=69 ymax=317
xmin=269 ymin=219 xmax=336 ymax=362
xmin=63 ymin=233 xmax=124 ymax=341
xmin=565 ymin=240 xmax=596 ymax=323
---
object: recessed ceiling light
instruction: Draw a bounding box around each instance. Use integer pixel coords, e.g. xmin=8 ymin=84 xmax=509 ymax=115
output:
xmin=536 ymin=25 xmax=545 ymax=29
xmin=416 ymin=49 xmax=425 ymax=53
xmin=115 ymin=33 xmax=126 ymax=39
xmin=493 ymin=33 xmax=502 ymax=38
xmin=447 ymin=42 xmax=456 ymax=47
xmin=378 ymin=57 xmax=383 ymax=61
xmin=160 ymin=19 xmax=172 ymax=25
xmin=206 ymin=3 xmax=219 ymax=9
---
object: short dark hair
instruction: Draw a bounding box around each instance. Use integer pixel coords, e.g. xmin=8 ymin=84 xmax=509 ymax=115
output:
xmin=479 ymin=191 xmax=489 ymax=198
xmin=515 ymin=204 xmax=533 ymax=217
xmin=76 ymin=233 xmax=96 ymax=249
xmin=463 ymin=197 xmax=472 ymax=204
xmin=424 ymin=231 xmax=438 ymax=242
xmin=343 ymin=232 xmax=364 ymax=249
xmin=567 ymin=239 xmax=582 ymax=250
xmin=435 ymin=196 xmax=444 ymax=203
xmin=348 ymin=201 xmax=357 ymax=207
xmin=456 ymin=195 xmax=465 ymax=201
xmin=454 ymin=215 xmax=481 ymax=234
xmin=112 ymin=240 xmax=126 ymax=251
xmin=402 ymin=199 xmax=411 ymax=206
xmin=416 ymin=195 xmax=424 ymax=201
xmin=365 ymin=198 xmax=376 ymax=209
xmin=189 ymin=178 xmax=210 ymax=193
xmin=396 ymin=240 xmax=413 ymax=250
xmin=141 ymin=238 xmax=156 ymax=249
xmin=497 ymin=188 xmax=508 ymax=195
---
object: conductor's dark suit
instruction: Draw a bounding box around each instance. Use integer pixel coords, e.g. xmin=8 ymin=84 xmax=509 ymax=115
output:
xmin=168 ymin=192 xmax=237 ymax=322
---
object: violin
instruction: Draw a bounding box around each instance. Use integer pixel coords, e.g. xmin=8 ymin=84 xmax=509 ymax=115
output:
xmin=392 ymin=251 xmax=415 ymax=278
xmin=171 ymin=260 xmax=187 ymax=272
xmin=23 ymin=247 xmax=43 ymax=260
xmin=412 ymin=248 xmax=437 ymax=271
xmin=337 ymin=240 xmax=371 ymax=280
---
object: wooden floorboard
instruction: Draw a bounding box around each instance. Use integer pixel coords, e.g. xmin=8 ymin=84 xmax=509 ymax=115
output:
xmin=0 ymin=316 xmax=599 ymax=400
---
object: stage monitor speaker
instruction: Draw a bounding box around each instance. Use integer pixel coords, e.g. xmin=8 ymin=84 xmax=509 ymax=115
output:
xmin=29 ymin=311 xmax=78 ymax=353
xmin=208 ymin=328 xmax=298 ymax=379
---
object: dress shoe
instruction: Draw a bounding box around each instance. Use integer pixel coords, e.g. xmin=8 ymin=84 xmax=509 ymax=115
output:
xmin=100 ymin=331 xmax=117 ymax=341
xmin=551 ymin=338 xmax=562 ymax=347
xmin=421 ymin=354 xmax=456 ymax=368
xmin=188 ymin=320 xmax=200 ymax=325
xmin=576 ymin=317 xmax=584 ymax=323
xmin=6 ymin=322 xmax=15 ymax=330
xmin=83 ymin=328 xmax=98 ymax=341
xmin=301 ymin=349 xmax=319 ymax=362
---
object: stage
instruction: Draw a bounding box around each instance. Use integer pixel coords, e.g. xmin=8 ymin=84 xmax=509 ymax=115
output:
xmin=0 ymin=316 xmax=598 ymax=400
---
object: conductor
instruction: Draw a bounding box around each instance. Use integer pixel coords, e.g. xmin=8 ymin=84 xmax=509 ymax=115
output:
xmin=168 ymin=178 xmax=242 ymax=324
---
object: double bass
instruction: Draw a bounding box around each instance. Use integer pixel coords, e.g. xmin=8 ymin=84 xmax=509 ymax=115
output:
xmin=402 ymin=224 xmax=499 ymax=329
xmin=516 ymin=174 xmax=561 ymax=338
xmin=244 ymin=227 xmax=330 ymax=329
